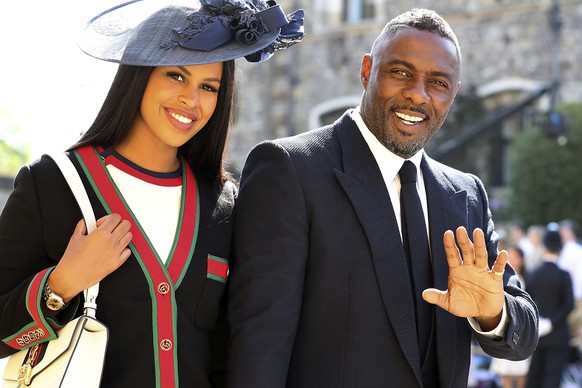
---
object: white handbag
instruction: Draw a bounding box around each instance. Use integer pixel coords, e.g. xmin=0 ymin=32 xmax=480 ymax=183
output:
xmin=2 ymin=152 xmax=108 ymax=388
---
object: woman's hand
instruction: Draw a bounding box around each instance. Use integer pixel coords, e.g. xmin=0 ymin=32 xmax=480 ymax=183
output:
xmin=48 ymin=213 xmax=133 ymax=301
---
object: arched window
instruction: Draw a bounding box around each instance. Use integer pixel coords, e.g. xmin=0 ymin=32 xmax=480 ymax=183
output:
xmin=308 ymin=96 xmax=361 ymax=128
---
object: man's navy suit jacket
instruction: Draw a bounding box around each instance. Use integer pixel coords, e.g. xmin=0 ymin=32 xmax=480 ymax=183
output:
xmin=228 ymin=110 xmax=539 ymax=387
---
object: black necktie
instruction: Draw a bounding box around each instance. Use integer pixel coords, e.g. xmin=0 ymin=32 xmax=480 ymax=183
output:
xmin=399 ymin=161 xmax=433 ymax=357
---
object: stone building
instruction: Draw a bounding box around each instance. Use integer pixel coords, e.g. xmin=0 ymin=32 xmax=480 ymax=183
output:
xmin=228 ymin=0 xmax=582 ymax=189
xmin=1 ymin=0 xmax=580 ymax=214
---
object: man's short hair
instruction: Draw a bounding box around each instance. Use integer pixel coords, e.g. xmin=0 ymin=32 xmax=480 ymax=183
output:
xmin=376 ymin=8 xmax=462 ymax=70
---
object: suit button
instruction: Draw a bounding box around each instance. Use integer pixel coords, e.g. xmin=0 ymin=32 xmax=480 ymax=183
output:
xmin=512 ymin=332 xmax=520 ymax=345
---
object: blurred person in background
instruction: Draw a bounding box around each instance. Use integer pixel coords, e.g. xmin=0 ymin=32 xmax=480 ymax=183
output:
xmin=509 ymin=224 xmax=535 ymax=263
xmin=525 ymin=224 xmax=545 ymax=271
xmin=525 ymin=223 xmax=575 ymax=388
xmin=558 ymin=219 xmax=582 ymax=365
xmin=490 ymin=245 xmax=530 ymax=388
xmin=558 ymin=219 xmax=582 ymax=301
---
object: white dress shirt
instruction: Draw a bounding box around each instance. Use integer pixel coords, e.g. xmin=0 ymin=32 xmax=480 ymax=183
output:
xmin=350 ymin=107 xmax=428 ymax=241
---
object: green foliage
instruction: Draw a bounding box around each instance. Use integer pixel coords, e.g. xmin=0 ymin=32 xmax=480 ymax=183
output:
xmin=0 ymin=142 xmax=28 ymax=176
xmin=0 ymin=109 xmax=29 ymax=176
xmin=507 ymin=102 xmax=582 ymax=226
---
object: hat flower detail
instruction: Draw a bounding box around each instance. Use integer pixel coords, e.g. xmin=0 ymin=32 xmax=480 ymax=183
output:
xmin=232 ymin=11 xmax=264 ymax=44
xmin=167 ymin=0 xmax=304 ymax=62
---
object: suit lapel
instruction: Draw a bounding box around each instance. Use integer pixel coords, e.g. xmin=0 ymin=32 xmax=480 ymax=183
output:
xmin=422 ymin=158 xmax=468 ymax=290
xmin=422 ymin=156 xmax=469 ymax=386
xmin=333 ymin=114 xmax=422 ymax=379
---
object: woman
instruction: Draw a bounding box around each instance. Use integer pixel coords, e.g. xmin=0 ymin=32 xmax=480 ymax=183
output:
xmin=0 ymin=1 xmax=304 ymax=387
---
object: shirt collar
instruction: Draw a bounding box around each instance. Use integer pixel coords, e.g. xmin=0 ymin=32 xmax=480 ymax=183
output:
xmin=351 ymin=106 xmax=424 ymax=183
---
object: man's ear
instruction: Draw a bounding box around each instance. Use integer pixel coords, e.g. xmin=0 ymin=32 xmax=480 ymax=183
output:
xmin=360 ymin=54 xmax=372 ymax=88
xmin=453 ymin=81 xmax=462 ymax=98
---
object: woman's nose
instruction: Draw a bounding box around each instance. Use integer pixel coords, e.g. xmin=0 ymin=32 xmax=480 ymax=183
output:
xmin=179 ymin=88 xmax=200 ymax=108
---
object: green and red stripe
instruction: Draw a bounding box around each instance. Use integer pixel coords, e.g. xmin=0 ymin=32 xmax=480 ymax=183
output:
xmin=75 ymin=145 xmax=198 ymax=388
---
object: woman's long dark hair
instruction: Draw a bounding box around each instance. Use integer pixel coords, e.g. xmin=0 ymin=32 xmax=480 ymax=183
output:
xmin=72 ymin=60 xmax=236 ymax=186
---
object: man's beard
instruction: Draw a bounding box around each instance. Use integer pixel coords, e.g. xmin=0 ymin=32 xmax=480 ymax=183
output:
xmin=366 ymin=104 xmax=447 ymax=158
xmin=382 ymin=133 xmax=427 ymax=159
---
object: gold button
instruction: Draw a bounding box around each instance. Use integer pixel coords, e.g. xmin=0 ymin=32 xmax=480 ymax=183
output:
xmin=160 ymin=339 xmax=173 ymax=351
xmin=157 ymin=282 xmax=170 ymax=294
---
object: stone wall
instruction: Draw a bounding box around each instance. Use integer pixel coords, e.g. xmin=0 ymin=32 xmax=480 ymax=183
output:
xmin=228 ymin=0 xmax=582 ymax=174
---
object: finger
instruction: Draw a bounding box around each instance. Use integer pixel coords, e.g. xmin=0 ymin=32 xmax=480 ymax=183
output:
xmin=455 ymin=226 xmax=475 ymax=265
xmin=96 ymin=214 xmax=113 ymax=227
xmin=422 ymin=288 xmax=447 ymax=309
xmin=491 ymin=249 xmax=508 ymax=278
xmin=472 ymin=228 xmax=488 ymax=269
xmin=120 ymin=247 xmax=132 ymax=263
xmin=443 ymin=229 xmax=462 ymax=269
xmin=117 ymin=231 xmax=133 ymax=250
xmin=112 ymin=219 xmax=131 ymax=234
xmin=74 ymin=218 xmax=87 ymax=237
xmin=96 ymin=213 xmax=122 ymax=233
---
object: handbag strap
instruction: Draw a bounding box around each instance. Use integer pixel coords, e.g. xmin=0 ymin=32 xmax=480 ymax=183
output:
xmin=49 ymin=152 xmax=100 ymax=318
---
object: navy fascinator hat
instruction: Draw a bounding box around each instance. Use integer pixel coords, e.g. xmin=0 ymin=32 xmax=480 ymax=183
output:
xmin=78 ymin=0 xmax=305 ymax=66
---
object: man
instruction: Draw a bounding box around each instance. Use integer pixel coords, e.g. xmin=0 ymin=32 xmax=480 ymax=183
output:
xmin=525 ymin=223 xmax=574 ymax=388
xmin=228 ymin=8 xmax=538 ymax=387
xmin=557 ymin=219 xmax=582 ymax=359
xmin=558 ymin=219 xmax=582 ymax=300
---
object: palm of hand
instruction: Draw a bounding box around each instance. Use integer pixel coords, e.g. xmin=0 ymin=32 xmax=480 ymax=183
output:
xmin=441 ymin=264 xmax=506 ymax=318
xmin=422 ymin=226 xmax=507 ymax=325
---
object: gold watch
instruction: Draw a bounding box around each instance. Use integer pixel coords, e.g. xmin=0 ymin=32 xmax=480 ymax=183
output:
xmin=43 ymin=282 xmax=66 ymax=311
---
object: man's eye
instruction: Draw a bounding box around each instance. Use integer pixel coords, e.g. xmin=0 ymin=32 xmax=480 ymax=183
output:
xmin=431 ymin=79 xmax=449 ymax=89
